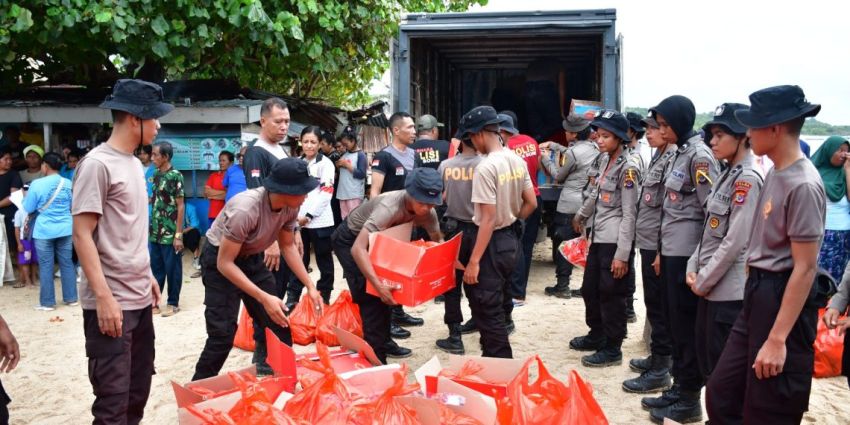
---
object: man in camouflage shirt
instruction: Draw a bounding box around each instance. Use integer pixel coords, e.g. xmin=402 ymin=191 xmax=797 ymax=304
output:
xmin=150 ymin=141 xmax=185 ymax=317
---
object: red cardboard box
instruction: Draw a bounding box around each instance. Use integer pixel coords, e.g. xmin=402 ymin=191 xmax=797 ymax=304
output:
xmin=170 ymin=365 xmax=293 ymax=409
xmin=399 ymin=377 xmax=496 ymax=425
xmin=366 ymin=223 xmax=462 ymax=307
xmin=415 ymin=354 xmax=529 ymax=400
xmin=265 ymin=326 xmax=382 ymax=389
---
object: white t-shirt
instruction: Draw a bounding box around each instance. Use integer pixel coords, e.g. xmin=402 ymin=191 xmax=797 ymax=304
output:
xmin=256 ymin=138 xmax=288 ymax=160
xmin=13 ymin=208 xmax=26 ymax=228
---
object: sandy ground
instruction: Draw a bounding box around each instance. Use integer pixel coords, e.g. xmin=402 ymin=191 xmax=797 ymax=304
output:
xmin=2 ymin=239 xmax=849 ymax=424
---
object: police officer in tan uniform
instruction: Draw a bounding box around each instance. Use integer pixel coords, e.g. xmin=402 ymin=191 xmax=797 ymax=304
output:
xmin=685 ymin=103 xmax=763 ymax=389
xmin=569 ymin=110 xmax=641 ymax=367
xmin=623 ymin=115 xmax=678 ymax=394
xmin=642 ymin=95 xmax=719 ymax=424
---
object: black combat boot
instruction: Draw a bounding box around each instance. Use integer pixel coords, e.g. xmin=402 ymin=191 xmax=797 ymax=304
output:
xmin=649 ymin=390 xmax=702 ymax=424
xmin=392 ymin=306 xmax=424 ymax=326
xmin=436 ymin=323 xmax=465 ymax=354
xmin=384 ymin=339 xmax=413 ymax=359
xmin=252 ymin=341 xmax=273 ymax=376
xmin=630 ymin=355 xmax=653 ymax=373
xmin=641 ymin=384 xmax=680 ymax=410
xmin=581 ymin=344 xmax=622 ymax=367
xmin=390 ymin=322 xmax=410 ymax=339
xmin=622 ymin=355 xmax=672 ymax=393
xmin=569 ymin=334 xmax=606 ymax=351
xmin=544 ymin=280 xmax=570 ymax=298
xmin=459 ymin=318 xmax=478 ymax=334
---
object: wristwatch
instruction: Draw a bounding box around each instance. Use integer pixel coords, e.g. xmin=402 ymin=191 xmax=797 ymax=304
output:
xmin=174 ymin=232 xmax=183 ymax=240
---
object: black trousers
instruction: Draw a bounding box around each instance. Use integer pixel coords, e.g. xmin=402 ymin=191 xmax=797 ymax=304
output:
xmin=695 ymin=298 xmax=742 ymax=379
xmin=252 ymin=254 xmax=294 ymax=347
xmin=193 ymin=244 xmax=292 ymax=380
xmin=551 ymin=212 xmax=579 ymax=288
xmin=443 ymin=222 xmax=477 ymax=325
xmin=331 ymin=222 xmax=391 ymax=364
xmin=184 ymin=228 xmax=202 ymax=253
xmin=84 ymin=305 xmax=155 ymax=425
xmin=582 ymin=243 xmax=633 ymax=346
xmin=641 ymin=249 xmax=672 ymax=356
xmin=287 ymin=227 xmax=335 ymax=297
xmin=0 ymin=379 xmax=7 ymax=425
xmin=510 ymin=197 xmax=542 ymax=299
xmin=706 ymin=269 xmax=818 ymax=424
xmin=661 ymin=255 xmax=703 ymax=391
xmin=463 ymin=225 xmax=520 ymax=358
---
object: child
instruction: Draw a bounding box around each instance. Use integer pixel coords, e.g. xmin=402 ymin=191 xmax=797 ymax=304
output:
xmin=13 ymin=185 xmax=37 ymax=288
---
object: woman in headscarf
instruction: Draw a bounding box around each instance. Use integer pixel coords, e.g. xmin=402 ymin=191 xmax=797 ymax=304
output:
xmin=812 ymin=135 xmax=850 ymax=282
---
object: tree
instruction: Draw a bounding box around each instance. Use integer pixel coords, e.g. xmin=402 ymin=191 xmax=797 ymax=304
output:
xmin=0 ymin=0 xmax=485 ymax=107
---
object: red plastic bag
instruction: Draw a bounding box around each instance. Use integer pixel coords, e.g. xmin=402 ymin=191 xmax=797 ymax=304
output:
xmin=283 ymin=342 xmax=363 ymax=424
xmin=349 ymin=364 xmax=420 ymax=425
xmin=186 ymin=372 xmax=307 ymax=425
xmin=814 ymin=308 xmax=845 ymax=378
xmin=559 ymin=237 xmax=588 ymax=269
xmin=289 ymin=295 xmax=327 ymax=346
xmin=438 ymin=360 xmax=491 ymax=384
xmin=316 ymin=290 xmax=363 ymax=347
xmin=497 ymin=356 xmax=608 ymax=425
xmin=233 ymin=305 xmax=255 ymax=352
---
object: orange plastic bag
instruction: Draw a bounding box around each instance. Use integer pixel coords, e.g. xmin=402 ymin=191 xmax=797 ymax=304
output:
xmin=559 ymin=237 xmax=588 ymax=269
xmin=233 ymin=305 xmax=255 ymax=352
xmin=439 ymin=404 xmax=484 ymax=425
xmin=438 ymin=360 xmax=490 ymax=384
xmin=186 ymin=372 xmax=307 ymax=425
xmin=497 ymin=356 xmax=608 ymax=425
xmin=283 ymin=342 xmax=363 ymax=424
xmin=289 ymin=295 xmax=327 ymax=346
xmin=814 ymin=308 xmax=845 ymax=378
xmin=349 ymin=364 xmax=420 ymax=425
xmin=316 ymin=290 xmax=363 ymax=347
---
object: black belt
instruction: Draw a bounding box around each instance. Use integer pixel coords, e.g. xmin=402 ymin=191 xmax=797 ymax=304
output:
xmin=747 ymin=267 xmax=792 ymax=281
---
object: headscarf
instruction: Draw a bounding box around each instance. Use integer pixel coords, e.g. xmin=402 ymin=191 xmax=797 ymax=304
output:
xmin=811 ymin=136 xmax=850 ymax=202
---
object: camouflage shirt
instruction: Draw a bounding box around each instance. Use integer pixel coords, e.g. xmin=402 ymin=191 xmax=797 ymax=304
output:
xmin=150 ymin=168 xmax=184 ymax=244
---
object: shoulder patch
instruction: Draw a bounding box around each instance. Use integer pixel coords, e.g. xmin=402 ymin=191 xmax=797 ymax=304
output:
xmin=694 ymin=161 xmax=711 ymax=185
xmin=623 ymin=168 xmax=638 ymax=189
xmin=733 ymin=180 xmax=752 ymax=205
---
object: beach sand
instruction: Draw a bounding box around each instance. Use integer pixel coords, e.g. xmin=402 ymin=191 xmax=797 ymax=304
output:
xmin=2 ymin=239 xmax=849 ymax=424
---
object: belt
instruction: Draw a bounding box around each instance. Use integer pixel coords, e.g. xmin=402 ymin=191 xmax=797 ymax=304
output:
xmin=747 ymin=267 xmax=792 ymax=281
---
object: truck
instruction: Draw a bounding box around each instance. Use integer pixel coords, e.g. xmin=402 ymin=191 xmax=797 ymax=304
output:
xmin=391 ymin=8 xmax=623 ymax=203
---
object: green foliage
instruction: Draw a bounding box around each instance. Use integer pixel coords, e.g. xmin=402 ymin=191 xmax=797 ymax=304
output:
xmin=625 ymin=107 xmax=850 ymax=136
xmin=0 ymin=0 xmax=486 ymax=107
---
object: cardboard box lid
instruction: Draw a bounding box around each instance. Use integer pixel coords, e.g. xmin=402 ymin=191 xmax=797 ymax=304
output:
xmin=415 ymin=354 xmax=529 ymax=388
xmin=177 ymin=387 xmax=295 ymax=425
xmin=398 ymin=377 xmax=496 ymax=425
xmin=171 ymin=365 xmax=257 ymax=408
xmin=339 ymin=363 xmax=403 ymax=397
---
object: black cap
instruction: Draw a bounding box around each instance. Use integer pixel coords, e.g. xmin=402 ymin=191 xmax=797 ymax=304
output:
xmin=590 ymin=110 xmax=631 ymax=142
xmin=99 ymin=79 xmax=174 ymax=120
xmin=703 ymin=103 xmax=749 ymax=135
xmin=404 ymin=168 xmax=443 ymax=206
xmin=625 ymin=112 xmax=644 ymax=133
xmin=459 ymin=106 xmax=501 ymax=137
xmin=562 ymin=113 xmax=591 ymax=132
xmin=497 ymin=113 xmax=518 ymax=135
xmin=734 ymin=85 xmax=821 ymax=129
xmin=263 ymin=158 xmax=319 ymax=195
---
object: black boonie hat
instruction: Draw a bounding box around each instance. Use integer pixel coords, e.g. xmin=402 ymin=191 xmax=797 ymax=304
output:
xmin=497 ymin=113 xmax=519 ymax=135
xmin=562 ymin=113 xmax=591 ymax=132
xmin=459 ymin=106 xmax=501 ymax=137
xmin=264 ymin=158 xmax=319 ymax=195
xmin=99 ymin=79 xmax=174 ymax=120
xmin=703 ymin=103 xmax=749 ymax=136
xmin=590 ymin=110 xmax=630 ymax=142
xmin=626 ymin=112 xmax=644 ymax=133
xmin=641 ymin=116 xmax=659 ymax=128
xmin=735 ymin=85 xmax=820 ymax=129
xmin=405 ymin=167 xmax=443 ymax=206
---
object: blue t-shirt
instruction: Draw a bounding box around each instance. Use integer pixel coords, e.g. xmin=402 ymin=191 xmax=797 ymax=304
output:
xmin=183 ymin=203 xmax=201 ymax=229
xmin=223 ymin=165 xmax=247 ymax=202
xmin=143 ymin=163 xmax=156 ymax=198
xmin=59 ymin=164 xmax=75 ymax=181
xmin=22 ymin=174 xmax=73 ymax=239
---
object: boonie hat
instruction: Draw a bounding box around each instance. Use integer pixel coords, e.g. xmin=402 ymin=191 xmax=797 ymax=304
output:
xmin=626 ymin=112 xmax=644 ymax=133
xmin=416 ymin=114 xmax=444 ymax=131
xmin=459 ymin=106 xmax=501 ymax=137
xmin=703 ymin=103 xmax=749 ymax=136
xmin=263 ymin=158 xmax=319 ymax=195
xmin=735 ymin=85 xmax=820 ymax=129
xmin=404 ymin=167 xmax=443 ymax=206
xmin=23 ymin=145 xmax=44 ymax=158
xmin=641 ymin=116 xmax=659 ymax=128
xmin=99 ymin=79 xmax=174 ymax=120
xmin=590 ymin=110 xmax=631 ymax=142
xmin=562 ymin=113 xmax=591 ymax=132
xmin=497 ymin=113 xmax=519 ymax=135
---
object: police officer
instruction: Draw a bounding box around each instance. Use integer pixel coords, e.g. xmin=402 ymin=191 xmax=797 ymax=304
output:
xmin=461 ymin=106 xmax=537 ymax=358
xmin=568 ymin=110 xmax=641 ymax=367
xmin=683 ymin=103 xmax=763 ymax=394
xmin=623 ymin=111 xmax=648 ymax=323
xmin=193 ymin=158 xmax=323 ymax=380
xmin=706 ymin=86 xmax=824 ymax=424
xmin=331 ymin=168 xmax=443 ymax=363
xmin=539 ymin=114 xmax=597 ymax=298
xmin=622 ymin=115 xmax=677 ymax=394
xmin=434 ymin=133 xmax=481 ymax=355
xmin=641 ymin=96 xmax=719 ymax=423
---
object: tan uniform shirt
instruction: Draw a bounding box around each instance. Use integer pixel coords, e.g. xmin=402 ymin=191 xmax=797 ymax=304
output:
xmin=72 ymin=143 xmax=151 ymax=310
xmin=746 ymin=158 xmax=826 ymax=272
xmin=205 ymin=188 xmax=298 ymax=256
xmin=471 ymin=148 xmax=533 ymax=230
xmin=579 ymin=151 xmax=641 ymax=261
xmin=687 ymin=154 xmax=763 ymax=301
xmin=345 ymin=190 xmax=439 ymax=235
xmin=438 ymin=153 xmax=481 ymax=222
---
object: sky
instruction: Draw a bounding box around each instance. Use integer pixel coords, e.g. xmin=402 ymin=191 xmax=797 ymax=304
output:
xmin=463 ymin=0 xmax=850 ymax=125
